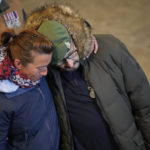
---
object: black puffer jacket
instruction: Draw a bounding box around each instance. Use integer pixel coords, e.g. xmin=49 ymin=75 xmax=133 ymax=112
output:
xmin=47 ymin=34 xmax=150 ymax=150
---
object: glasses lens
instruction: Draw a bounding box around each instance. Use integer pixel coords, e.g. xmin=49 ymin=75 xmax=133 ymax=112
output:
xmin=57 ymin=50 xmax=77 ymax=66
xmin=65 ymin=50 xmax=77 ymax=59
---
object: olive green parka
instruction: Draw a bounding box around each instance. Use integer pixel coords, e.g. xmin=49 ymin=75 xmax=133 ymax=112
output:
xmin=47 ymin=34 xmax=150 ymax=150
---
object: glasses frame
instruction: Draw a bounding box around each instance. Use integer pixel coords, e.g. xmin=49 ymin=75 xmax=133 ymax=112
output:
xmin=56 ymin=50 xmax=78 ymax=67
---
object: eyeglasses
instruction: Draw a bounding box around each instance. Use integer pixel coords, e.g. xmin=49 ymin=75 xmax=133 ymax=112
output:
xmin=56 ymin=50 xmax=78 ymax=67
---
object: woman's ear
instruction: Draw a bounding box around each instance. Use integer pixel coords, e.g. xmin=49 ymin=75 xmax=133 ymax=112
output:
xmin=14 ymin=59 xmax=23 ymax=69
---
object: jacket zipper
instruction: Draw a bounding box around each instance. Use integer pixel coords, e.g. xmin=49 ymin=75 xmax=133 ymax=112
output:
xmin=52 ymin=70 xmax=74 ymax=150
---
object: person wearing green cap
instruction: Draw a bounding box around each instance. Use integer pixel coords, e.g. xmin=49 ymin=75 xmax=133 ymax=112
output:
xmin=26 ymin=4 xmax=150 ymax=150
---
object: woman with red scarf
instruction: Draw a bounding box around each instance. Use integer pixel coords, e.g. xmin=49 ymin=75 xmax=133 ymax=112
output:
xmin=0 ymin=29 xmax=60 ymax=150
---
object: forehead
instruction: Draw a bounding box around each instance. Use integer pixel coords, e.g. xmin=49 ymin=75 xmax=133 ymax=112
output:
xmin=31 ymin=51 xmax=52 ymax=66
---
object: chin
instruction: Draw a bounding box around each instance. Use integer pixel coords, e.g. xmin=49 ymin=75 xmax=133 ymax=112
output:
xmin=30 ymin=76 xmax=41 ymax=82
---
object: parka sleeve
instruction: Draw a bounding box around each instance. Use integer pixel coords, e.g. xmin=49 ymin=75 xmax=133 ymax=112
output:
xmin=0 ymin=104 xmax=11 ymax=150
xmin=120 ymin=42 xmax=150 ymax=149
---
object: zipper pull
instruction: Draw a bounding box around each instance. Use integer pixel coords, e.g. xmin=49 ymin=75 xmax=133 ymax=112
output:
xmin=88 ymin=86 xmax=96 ymax=99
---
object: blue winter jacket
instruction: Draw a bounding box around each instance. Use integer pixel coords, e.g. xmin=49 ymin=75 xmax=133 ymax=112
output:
xmin=0 ymin=77 xmax=60 ymax=150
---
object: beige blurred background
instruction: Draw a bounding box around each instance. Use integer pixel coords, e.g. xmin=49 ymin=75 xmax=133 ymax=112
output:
xmin=20 ymin=0 xmax=150 ymax=81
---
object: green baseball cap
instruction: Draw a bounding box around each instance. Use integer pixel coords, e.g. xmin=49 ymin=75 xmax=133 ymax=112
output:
xmin=38 ymin=20 xmax=71 ymax=65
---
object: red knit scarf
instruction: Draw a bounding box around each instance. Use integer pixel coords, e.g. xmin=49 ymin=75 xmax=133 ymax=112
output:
xmin=0 ymin=47 xmax=40 ymax=88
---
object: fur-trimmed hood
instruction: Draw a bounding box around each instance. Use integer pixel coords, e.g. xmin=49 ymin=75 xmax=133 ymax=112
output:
xmin=25 ymin=4 xmax=92 ymax=58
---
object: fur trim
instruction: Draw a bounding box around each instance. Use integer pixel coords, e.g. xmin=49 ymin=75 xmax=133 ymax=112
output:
xmin=25 ymin=4 xmax=92 ymax=58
